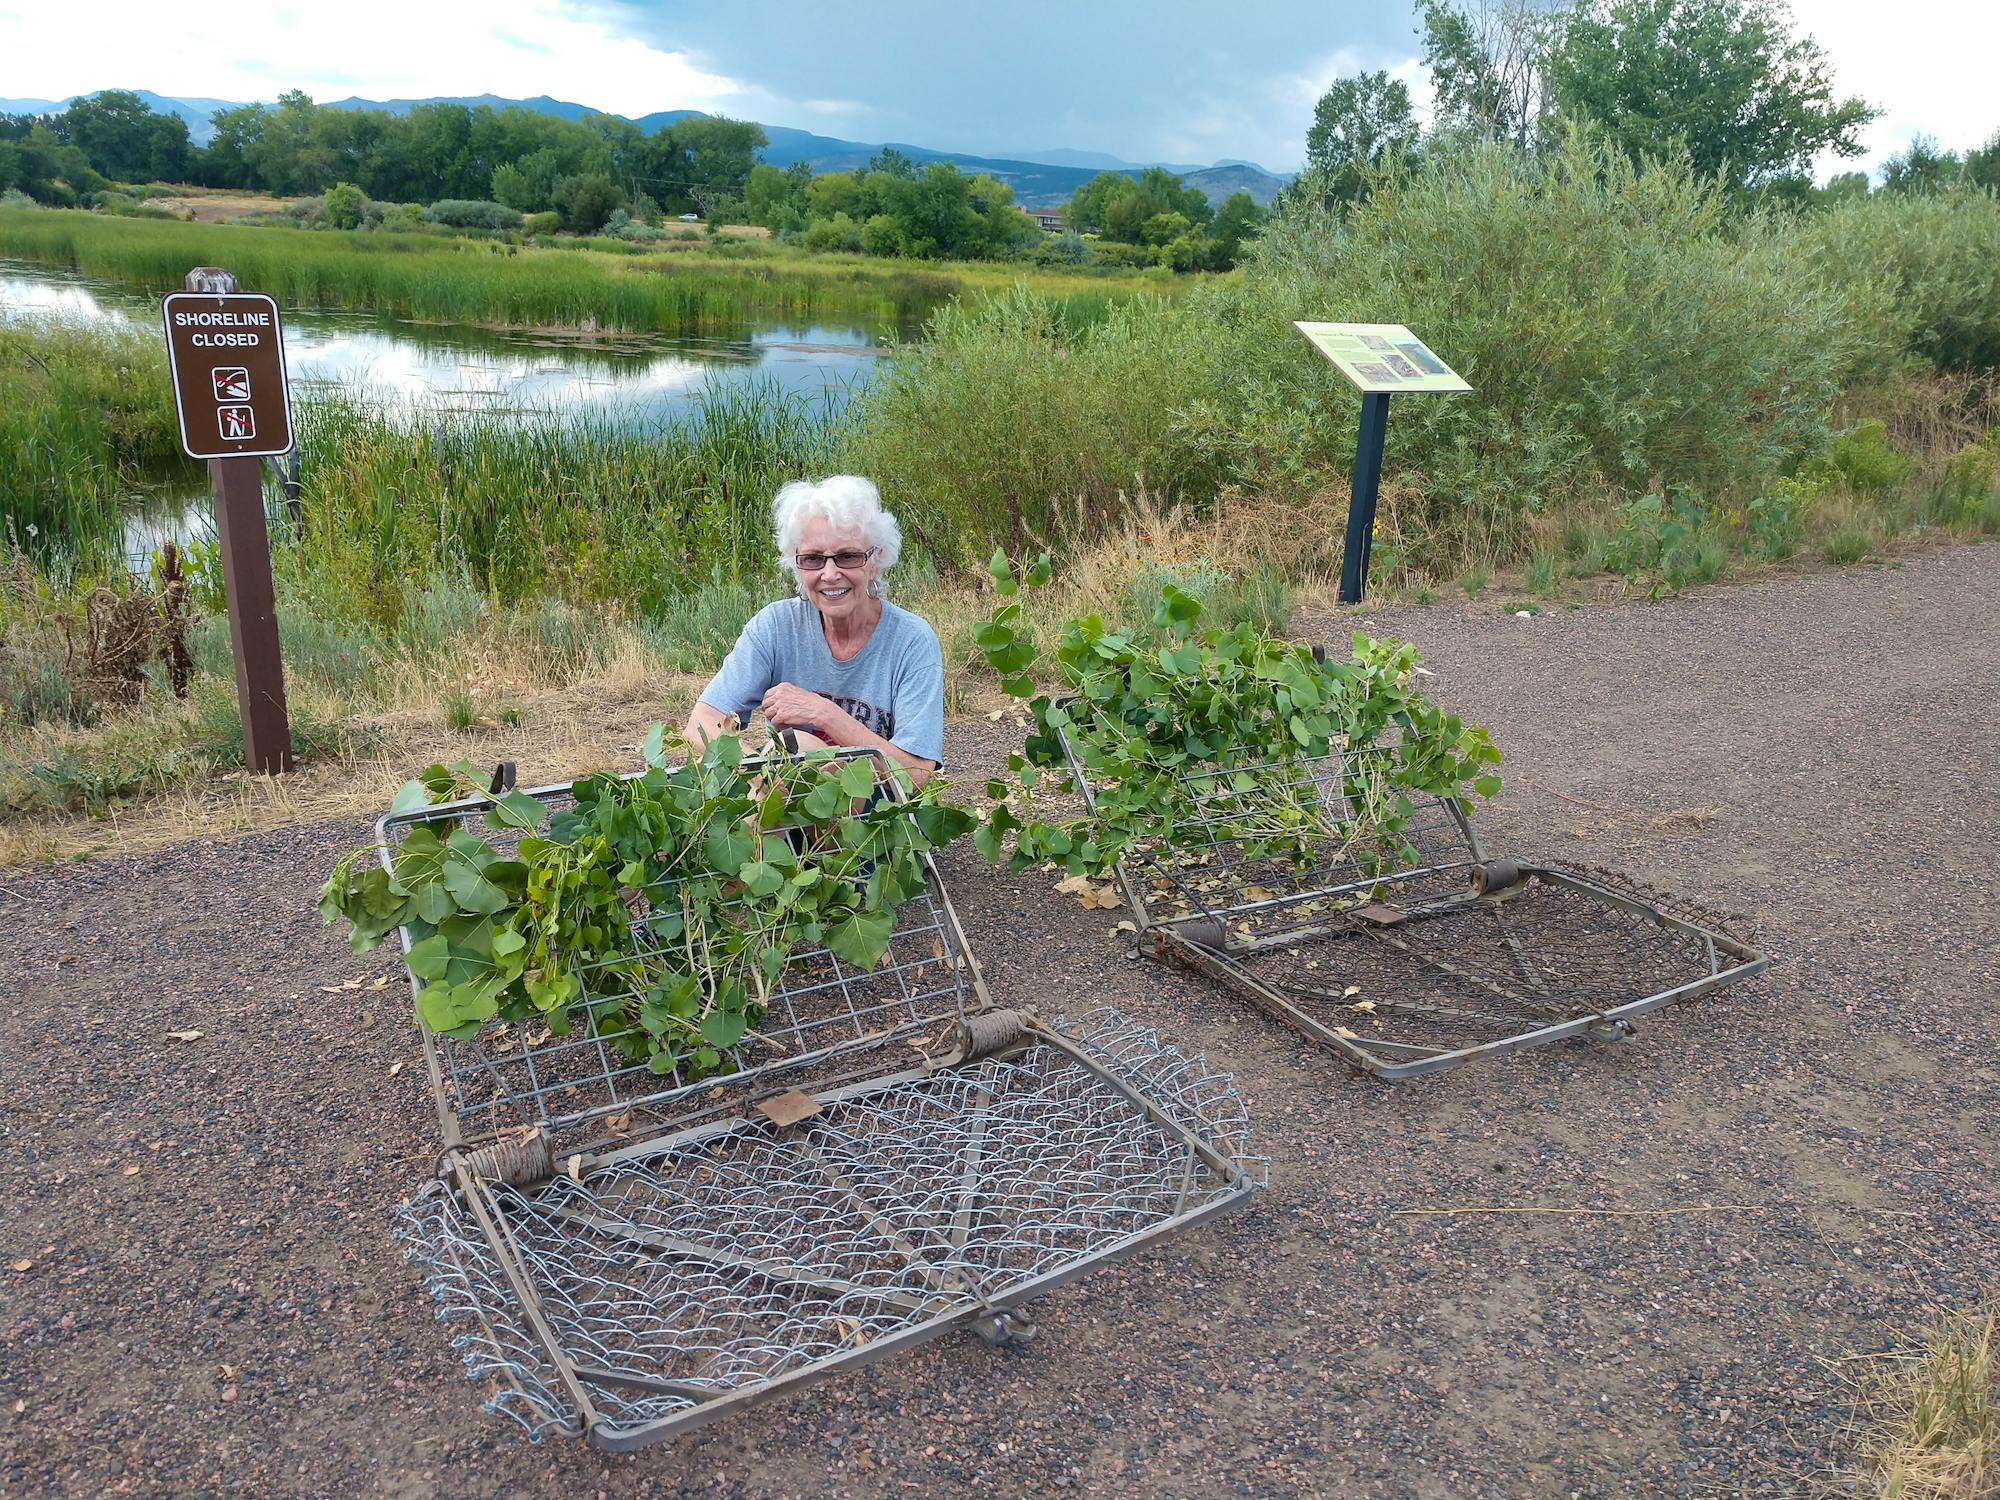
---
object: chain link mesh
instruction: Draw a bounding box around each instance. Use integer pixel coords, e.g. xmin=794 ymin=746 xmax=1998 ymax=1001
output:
xmin=395 ymin=1010 xmax=1261 ymax=1445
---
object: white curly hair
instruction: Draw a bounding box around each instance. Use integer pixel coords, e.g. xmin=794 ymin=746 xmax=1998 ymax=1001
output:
xmin=771 ymin=475 xmax=903 ymax=598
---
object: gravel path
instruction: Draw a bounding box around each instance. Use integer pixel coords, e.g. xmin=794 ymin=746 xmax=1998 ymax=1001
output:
xmin=3 ymin=545 xmax=1995 ymax=1499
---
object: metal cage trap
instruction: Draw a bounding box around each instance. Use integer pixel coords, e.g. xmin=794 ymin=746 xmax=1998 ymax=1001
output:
xmin=379 ymin=750 xmax=1262 ymax=1450
xmin=1059 ymin=729 xmax=1770 ymax=1081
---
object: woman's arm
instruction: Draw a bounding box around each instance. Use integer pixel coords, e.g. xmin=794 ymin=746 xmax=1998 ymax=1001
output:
xmin=760 ymin=684 xmax=936 ymax=788
xmin=681 ymin=699 xmax=739 ymax=748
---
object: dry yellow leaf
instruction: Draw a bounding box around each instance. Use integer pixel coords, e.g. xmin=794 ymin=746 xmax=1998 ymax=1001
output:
xmin=165 ymin=1029 xmax=204 ymax=1043
xmin=1349 ymin=1000 xmax=1378 ymax=1014
xmin=8 ymin=1259 xmax=31 ymax=1273
xmin=566 ymin=1154 xmax=584 ymax=1184
xmin=122 ymin=1165 xmax=140 ymax=1177
xmin=387 ymin=1060 xmax=405 ymax=1077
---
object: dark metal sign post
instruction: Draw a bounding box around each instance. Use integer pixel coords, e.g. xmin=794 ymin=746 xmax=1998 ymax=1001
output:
xmin=1294 ymin=321 xmax=1472 ymax=605
xmin=1339 ymin=391 xmax=1391 ymax=605
xmin=162 ymin=267 xmax=294 ymax=773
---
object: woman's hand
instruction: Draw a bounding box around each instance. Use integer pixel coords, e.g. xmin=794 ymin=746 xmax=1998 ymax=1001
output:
xmin=761 ymin=682 xmax=847 ymax=736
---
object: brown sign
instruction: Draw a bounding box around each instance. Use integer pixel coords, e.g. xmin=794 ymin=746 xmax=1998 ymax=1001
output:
xmin=161 ymin=291 xmax=294 ymax=460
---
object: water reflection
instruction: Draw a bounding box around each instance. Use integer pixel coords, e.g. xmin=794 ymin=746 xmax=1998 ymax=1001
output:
xmin=0 ymin=259 xmax=891 ymax=424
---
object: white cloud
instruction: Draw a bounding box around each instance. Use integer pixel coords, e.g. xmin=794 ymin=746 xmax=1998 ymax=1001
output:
xmin=0 ymin=0 xmax=748 ymax=116
xmin=1791 ymin=0 xmax=2000 ymax=178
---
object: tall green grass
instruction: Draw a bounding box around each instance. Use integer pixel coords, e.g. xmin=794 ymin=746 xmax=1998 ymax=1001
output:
xmin=0 ymin=318 xmax=195 ymax=577
xmin=286 ymin=382 xmax=839 ymax=620
xmin=0 ymin=207 xmax=1152 ymax=336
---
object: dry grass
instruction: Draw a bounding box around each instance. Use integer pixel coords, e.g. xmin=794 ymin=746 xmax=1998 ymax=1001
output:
xmin=1840 ymin=1302 xmax=1999 ymax=1499
xmin=0 ymin=669 xmax=705 ymax=866
xmin=149 ymin=190 xmax=297 ymax=223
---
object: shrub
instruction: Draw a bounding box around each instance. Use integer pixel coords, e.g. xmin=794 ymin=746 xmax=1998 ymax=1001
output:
xmin=860 ymin=213 xmax=904 ymax=258
xmin=1807 ymin=419 xmax=1910 ymax=495
xmin=522 ymin=211 xmax=560 ymax=236
xmin=843 ymin=286 xmax=1232 ymax=566
xmin=639 ymin=569 xmax=766 ymax=673
xmin=1801 ymin=189 xmax=2000 ymax=373
xmin=322 ymin=182 xmax=368 ymax=231
xmin=1746 ymin=487 xmax=1805 ymax=559
xmin=803 ymin=212 xmax=863 ymax=254
xmin=1235 ymin=131 xmax=1869 ymax=553
xmin=422 ymin=199 xmax=522 ymax=231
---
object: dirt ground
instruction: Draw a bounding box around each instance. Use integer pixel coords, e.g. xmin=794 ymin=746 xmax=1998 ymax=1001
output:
xmin=3 ymin=545 xmax=1995 ymax=1499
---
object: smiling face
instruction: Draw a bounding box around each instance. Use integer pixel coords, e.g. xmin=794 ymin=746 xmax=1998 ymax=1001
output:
xmin=793 ymin=515 xmax=881 ymax=622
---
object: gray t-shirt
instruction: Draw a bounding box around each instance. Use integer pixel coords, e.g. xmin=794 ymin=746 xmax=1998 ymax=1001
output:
xmin=698 ymin=598 xmax=945 ymax=765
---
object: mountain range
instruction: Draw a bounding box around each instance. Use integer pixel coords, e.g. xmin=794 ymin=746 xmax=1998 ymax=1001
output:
xmin=0 ymin=88 xmax=1290 ymax=208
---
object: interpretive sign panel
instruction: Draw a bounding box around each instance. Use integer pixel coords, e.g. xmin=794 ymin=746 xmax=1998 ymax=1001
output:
xmin=162 ymin=292 xmax=293 ymax=459
xmin=1294 ymin=322 xmax=1470 ymax=395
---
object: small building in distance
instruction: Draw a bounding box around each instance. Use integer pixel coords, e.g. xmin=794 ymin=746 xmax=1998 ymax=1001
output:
xmin=1024 ymin=206 xmax=1064 ymax=232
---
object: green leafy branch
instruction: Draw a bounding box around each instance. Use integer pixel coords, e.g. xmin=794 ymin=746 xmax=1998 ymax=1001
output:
xmin=971 ymin=548 xmax=1501 ymax=879
xmin=319 ymin=731 xmax=975 ymax=1085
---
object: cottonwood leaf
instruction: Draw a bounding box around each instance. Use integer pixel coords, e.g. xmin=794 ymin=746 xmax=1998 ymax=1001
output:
xmin=826 ymin=909 xmax=895 ymax=971
xmin=699 ymin=1009 xmax=749 ymax=1050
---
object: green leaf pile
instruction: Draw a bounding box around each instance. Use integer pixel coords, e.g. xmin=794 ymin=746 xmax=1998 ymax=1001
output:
xmin=319 ymin=734 xmax=975 ymax=1085
xmin=974 ymin=550 xmax=1502 ymax=877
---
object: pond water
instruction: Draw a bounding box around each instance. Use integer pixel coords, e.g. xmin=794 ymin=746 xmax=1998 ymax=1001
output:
xmin=0 ymin=258 xmax=897 ymax=421
xmin=2 ymin=258 xmax=902 ymax=564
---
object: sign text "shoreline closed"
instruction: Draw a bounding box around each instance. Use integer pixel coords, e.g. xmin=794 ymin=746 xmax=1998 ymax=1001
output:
xmin=171 ymin=306 xmax=274 ymax=347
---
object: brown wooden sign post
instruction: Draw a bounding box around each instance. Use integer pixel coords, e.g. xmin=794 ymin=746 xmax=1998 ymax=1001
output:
xmin=162 ymin=267 xmax=294 ymax=773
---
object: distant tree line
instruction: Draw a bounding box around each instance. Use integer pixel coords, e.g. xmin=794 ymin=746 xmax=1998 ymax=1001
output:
xmin=743 ymin=148 xmax=1267 ymax=270
xmin=0 ymin=89 xmax=764 ymax=231
xmin=1299 ymin=0 xmax=1999 ymax=210
xmin=1 ymin=89 xmax=1267 ymax=270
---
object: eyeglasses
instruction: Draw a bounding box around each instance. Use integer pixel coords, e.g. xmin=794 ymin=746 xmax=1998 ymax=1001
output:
xmin=794 ymin=547 xmax=877 ymax=572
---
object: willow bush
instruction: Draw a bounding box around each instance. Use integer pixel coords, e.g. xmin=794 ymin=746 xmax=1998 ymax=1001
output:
xmin=846 ymin=132 xmax=1954 ymax=573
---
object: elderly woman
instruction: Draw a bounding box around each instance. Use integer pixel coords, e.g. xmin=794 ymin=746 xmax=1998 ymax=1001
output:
xmin=683 ymin=476 xmax=943 ymax=786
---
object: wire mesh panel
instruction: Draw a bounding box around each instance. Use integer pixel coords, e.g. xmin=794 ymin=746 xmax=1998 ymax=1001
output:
xmin=398 ymin=1010 xmax=1258 ymax=1449
xmin=1057 ymin=728 xmax=1769 ymax=1080
xmin=1100 ymin=744 xmax=1488 ymax=940
xmin=376 ymin=756 xmax=982 ymax=1149
xmin=379 ymin=754 xmax=1262 ymax=1448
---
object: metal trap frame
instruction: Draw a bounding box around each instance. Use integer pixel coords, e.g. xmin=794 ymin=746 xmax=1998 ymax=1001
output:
xmin=379 ymin=749 xmax=1261 ymax=1450
xmin=1058 ymin=729 xmax=1769 ymax=1080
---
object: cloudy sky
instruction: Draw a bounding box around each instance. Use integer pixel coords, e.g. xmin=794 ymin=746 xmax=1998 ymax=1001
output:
xmin=2 ymin=0 xmax=1992 ymax=177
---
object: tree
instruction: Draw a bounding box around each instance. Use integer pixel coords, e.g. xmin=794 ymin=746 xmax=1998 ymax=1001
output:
xmin=1966 ymin=131 xmax=2000 ymax=194
xmin=1063 ymin=171 xmax=1127 ymax=233
xmin=1880 ymin=135 xmax=1962 ymax=195
xmin=1205 ymin=191 xmax=1266 ymax=266
xmin=868 ymin=146 xmax=918 ymax=179
xmin=1303 ymin=71 xmax=1419 ymax=203
xmin=64 ymin=90 xmax=190 ymax=182
xmin=1543 ymin=0 xmax=1878 ymax=190
xmin=552 ymin=171 xmax=625 ymax=232
xmin=860 ymin=212 xmax=905 ymax=257
xmin=745 ymin=161 xmax=809 ymax=232
xmin=1418 ymin=0 xmax=1559 ymax=148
